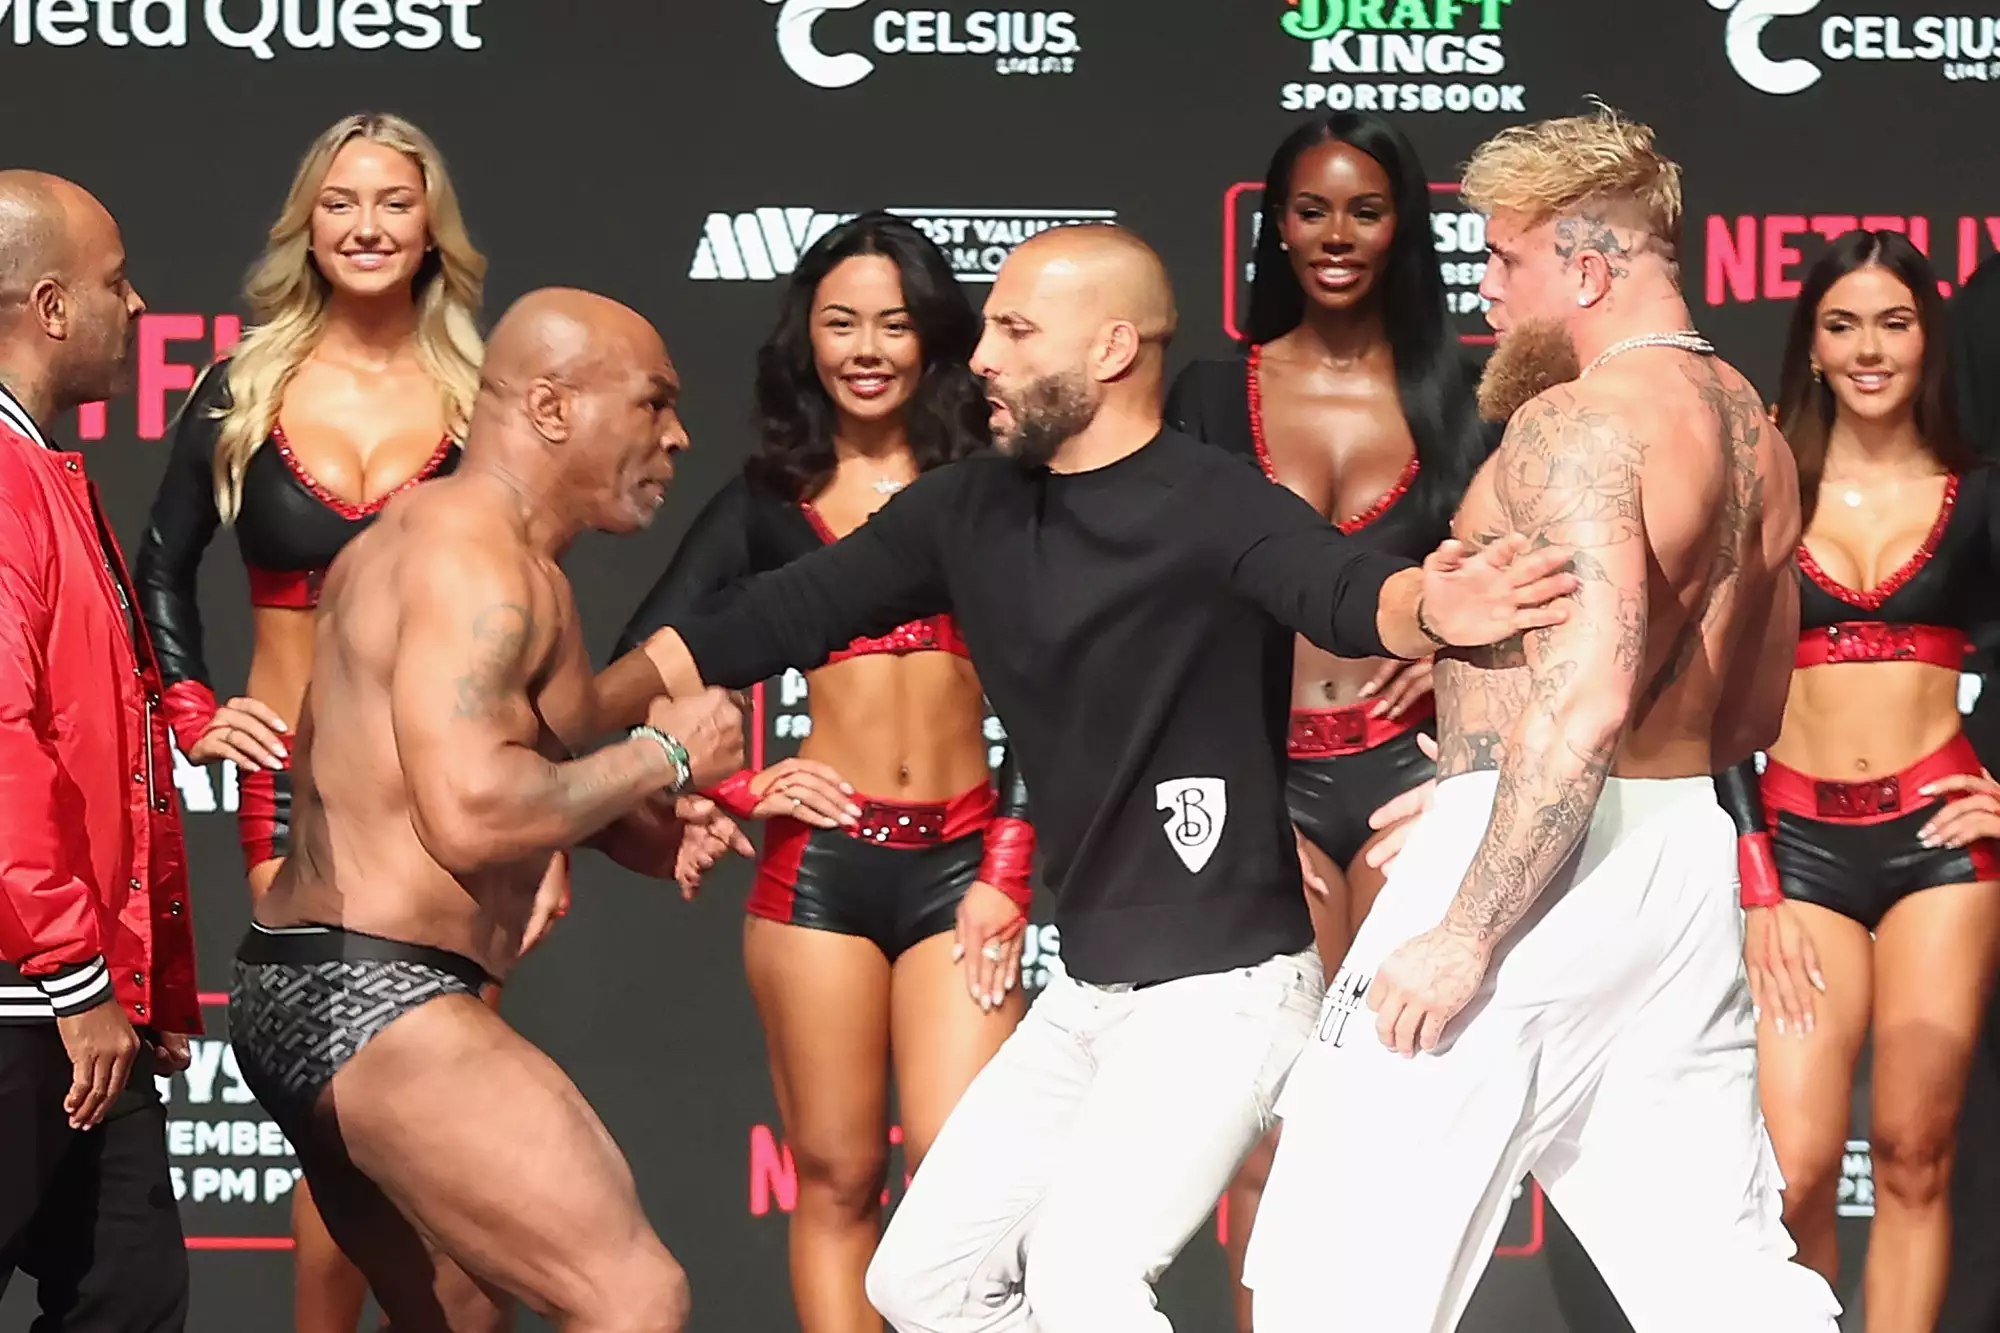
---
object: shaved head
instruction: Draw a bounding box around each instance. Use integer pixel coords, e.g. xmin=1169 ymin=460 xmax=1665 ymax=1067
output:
xmin=1006 ymin=224 xmax=1178 ymax=346
xmin=0 ymin=170 xmax=143 ymax=420
xmin=972 ymin=224 xmax=1178 ymax=469
xmin=465 ymin=287 xmax=687 ymax=536
xmin=481 ymin=287 xmax=667 ymax=398
xmin=0 ymin=172 xmax=71 ymax=304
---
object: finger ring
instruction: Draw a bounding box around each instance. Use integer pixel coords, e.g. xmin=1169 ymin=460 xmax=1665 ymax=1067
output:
xmin=791 ymin=796 xmax=803 ymax=811
xmin=982 ymin=941 xmax=1003 ymax=961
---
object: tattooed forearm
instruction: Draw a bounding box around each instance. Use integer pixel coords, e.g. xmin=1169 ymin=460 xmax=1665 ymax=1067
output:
xmin=1443 ymin=726 xmax=1619 ymax=945
xmin=1436 ymin=388 xmax=1650 ymax=945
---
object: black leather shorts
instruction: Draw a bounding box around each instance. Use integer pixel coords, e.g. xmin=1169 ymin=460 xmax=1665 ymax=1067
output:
xmin=1287 ymin=724 xmax=1437 ymax=868
xmin=749 ymin=818 xmax=982 ymax=962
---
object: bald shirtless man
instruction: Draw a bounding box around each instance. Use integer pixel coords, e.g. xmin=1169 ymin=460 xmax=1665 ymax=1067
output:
xmin=1242 ymin=109 xmax=1843 ymax=1333
xmin=614 ymin=223 xmax=1577 ymax=1332
xmin=227 ymin=289 xmax=747 ymax=1333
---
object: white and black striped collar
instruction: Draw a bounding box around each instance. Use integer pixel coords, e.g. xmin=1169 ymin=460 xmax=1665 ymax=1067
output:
xmin=0 ymin=380 xmax=51 ymax=450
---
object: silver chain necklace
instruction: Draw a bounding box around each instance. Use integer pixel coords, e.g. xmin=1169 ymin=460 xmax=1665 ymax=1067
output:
xmin=1581 ymin=330 xmax=1716 ymax=378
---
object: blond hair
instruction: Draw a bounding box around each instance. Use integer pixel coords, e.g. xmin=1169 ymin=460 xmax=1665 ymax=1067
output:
xmin=1460 ymin=103 xmax=1683 ymax=256
xmin=213 ymin=113 xmax=485 ymax=522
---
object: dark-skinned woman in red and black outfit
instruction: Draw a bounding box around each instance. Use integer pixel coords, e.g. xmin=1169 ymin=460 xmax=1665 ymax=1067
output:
xmin=616 ymin=212 xmax=1033 ymax=1333
xmin=1165 ymin=112 xmax=1489 ymax=1333
xmin=1721 ymin=230 xmax=2000 ymax=1333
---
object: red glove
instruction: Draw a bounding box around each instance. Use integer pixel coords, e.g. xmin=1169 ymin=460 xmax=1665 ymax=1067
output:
xmin=979 ymin=817 xmax=1035 ymax=911
xmin=160 ymin=681 xmax=219 ymax=755
xmin=1738 ymin=831 xmax=1785 ymax=909
xmin=703 ymin=770 xmax=761 ymax=820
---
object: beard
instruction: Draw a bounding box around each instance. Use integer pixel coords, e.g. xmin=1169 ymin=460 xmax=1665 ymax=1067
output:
xmin=1476 ymin=319 xmax=1582 ymax=423
xmin=992 ymin=369 xmax=1099 ymax=470
xmin=70 ymin=310 xmax=137 ymax=404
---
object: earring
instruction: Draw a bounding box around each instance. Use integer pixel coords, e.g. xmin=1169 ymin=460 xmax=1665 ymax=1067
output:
xmin=1811 ymin=364 xmax=1823 ymax=382
xmin=1576 ymin=293 xmax=1590 ymax=307
xmin=1279 ymin=241 xmax=1289 ymax=252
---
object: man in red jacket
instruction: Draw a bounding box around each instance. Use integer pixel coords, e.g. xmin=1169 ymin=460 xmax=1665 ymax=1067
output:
xmin=0 ymin=170 xmax=199 ymax=1332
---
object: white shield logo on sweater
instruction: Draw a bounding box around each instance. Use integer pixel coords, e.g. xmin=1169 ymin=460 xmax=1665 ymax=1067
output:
xmin=1156 ymin=778 xmax=1227 ymax=874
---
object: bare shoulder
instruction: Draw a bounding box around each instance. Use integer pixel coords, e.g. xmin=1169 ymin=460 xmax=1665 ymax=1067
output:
xmin=387 ymin=491 xmax=564 ymax=671
xmin=1488 ymin=383 xmax=1647 ymax=538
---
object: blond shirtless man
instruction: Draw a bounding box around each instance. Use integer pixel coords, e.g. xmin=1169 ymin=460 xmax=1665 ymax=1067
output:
xmin=227 ymin=289 xmax=748 ymax=1333
xmin=1241 ymin=109 xmax=1844 ymax=1332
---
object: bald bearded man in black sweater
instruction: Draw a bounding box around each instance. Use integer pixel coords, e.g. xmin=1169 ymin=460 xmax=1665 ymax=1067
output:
xmin=618 ymin=224 xmax=1575 ymax=1332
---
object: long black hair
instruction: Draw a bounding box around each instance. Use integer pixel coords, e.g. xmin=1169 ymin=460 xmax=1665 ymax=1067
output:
xmin=744 ymin=211 xmax=989 ymax=501
xmin=1244 ymin=113 xmax=1487 ymax=534
xmin=1775 ymin=230 xmax=1971 ymax=528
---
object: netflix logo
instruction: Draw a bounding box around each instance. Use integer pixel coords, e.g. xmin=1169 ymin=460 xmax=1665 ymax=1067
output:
xmin=76 ymin=311 xmax=239 ymax=442
xmin=1704 ymin=214 xmax=2000 ymax=305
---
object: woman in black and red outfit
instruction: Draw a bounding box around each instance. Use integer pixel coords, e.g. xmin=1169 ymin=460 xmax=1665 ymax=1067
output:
xmin=136 ymin=113 xmax=565 ymax=1333
xmin=616 ymin=211 xmax=1033 ymax=1333
xmin=1164 ymin=112 xmax=1488 ymax=1333
xmin=1721 ymin=230 xmax=2000 ymax=1332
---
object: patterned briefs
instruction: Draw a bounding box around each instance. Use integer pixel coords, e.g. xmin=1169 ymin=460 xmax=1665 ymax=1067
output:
xmin=229 ymin=922 xmax=492 ymax=1133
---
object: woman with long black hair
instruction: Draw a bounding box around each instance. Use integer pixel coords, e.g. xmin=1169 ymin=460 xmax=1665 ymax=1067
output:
xmin=616 ymin=211 xmax=1033 ymax=1333
xmin=1164 ymin=112 xmax=1489 ymax=1332
xmin=1721 ymin=230 xmax=2000 ymax=1331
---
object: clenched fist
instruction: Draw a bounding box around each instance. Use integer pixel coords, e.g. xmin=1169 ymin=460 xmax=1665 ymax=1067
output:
xmin=644 ymin=688 xmax=746 ymax=790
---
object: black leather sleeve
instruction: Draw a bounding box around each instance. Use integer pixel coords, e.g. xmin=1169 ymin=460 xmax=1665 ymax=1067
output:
xmin=614 ymin=475 xmax=770 ymax=660
xmin=1715 ymin=757 xmax=1768 ymax=838
xmin=135 ymin=361 xmax=230 ymax=690
xmin=994 ymin=729 xmax=1030 ymax=821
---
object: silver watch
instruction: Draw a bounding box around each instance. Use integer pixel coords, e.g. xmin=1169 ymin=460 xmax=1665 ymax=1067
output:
xmin=629 ymin=725 xmax=693 ymax=794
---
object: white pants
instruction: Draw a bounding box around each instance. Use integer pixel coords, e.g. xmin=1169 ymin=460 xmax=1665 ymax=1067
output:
xmin=865 ymin=947 xmax=1324 ymax=1333
xmin=1244 ymin=772 xmax=1843 ymax=1333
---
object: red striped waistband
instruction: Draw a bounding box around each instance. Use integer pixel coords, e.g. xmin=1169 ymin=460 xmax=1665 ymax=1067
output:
xmin=1287 ymin=696 xmax=1434 ymax=760
xmin=1761 ymin=732 xmax=1981 ymax=825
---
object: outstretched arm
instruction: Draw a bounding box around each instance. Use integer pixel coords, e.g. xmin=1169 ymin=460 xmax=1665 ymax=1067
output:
xmin=636 ymin=472 xmax=951 ymax=699
xmin=392 ymin=542 xmax=687 ymax=874
xmin=1440 ymin=392 xmax=1648 ymax=946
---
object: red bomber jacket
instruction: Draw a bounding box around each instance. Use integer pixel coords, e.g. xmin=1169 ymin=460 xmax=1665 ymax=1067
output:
xmin=0 ymin=391 xmax=199 ymax=1033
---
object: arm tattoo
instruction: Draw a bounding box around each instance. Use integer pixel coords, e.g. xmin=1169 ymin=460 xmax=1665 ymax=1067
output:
xmin=1441 ymin=395 xmax=1648 ymax=945
xmin=452 ymin=604 xmax=534 ymax=720
xmin=1553 ymin=212 xmax=1634 ymax=280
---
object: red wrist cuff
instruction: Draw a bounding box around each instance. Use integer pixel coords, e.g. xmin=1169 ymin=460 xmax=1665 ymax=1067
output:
xmin=704 ymin=770 xmax=761 ymax=820
xmin=980 ymin=817 xmax=1035 ymax=910
xmin=1738 ymin=831 xmax=1785 ymax=909
xmin=161 ymin=681 xmax=219 ymax=755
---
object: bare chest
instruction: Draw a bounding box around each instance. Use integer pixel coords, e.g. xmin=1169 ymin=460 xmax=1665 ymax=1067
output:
xmin=1801 ymin=476 xmax=1952 ymax=594
xmin=280 ymin=363 xmax=450 ymax=507
xmin=1254 ymin=361 xmax=1416 ymax=524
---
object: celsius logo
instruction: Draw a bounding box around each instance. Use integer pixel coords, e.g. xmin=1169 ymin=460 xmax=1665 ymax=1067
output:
xmin=691 ymin=207 xmax=1116 ymax=283
xmin=0 ymin=0 xmax=484 ymax=58
xmin=766 ymin=0 xmax=1078 ymax=88
xmin=1710 ymin=0 xmax=2000 ymax=94
xmin=1278 ymin=0 xmax=1526 ymax=114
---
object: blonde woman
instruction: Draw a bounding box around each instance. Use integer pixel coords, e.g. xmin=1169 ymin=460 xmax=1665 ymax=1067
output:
xmin=136 ymin=112 xmax=565 ymax=1333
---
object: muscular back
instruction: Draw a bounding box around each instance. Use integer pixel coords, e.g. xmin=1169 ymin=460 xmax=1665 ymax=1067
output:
xmin=1438 ymin=352 xmax=1797 ymax=781
xmin=259 ymin=477 xmax=599 ymax=978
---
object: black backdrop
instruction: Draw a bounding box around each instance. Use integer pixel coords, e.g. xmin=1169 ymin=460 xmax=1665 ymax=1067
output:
xmin=4 ymin=1 xmax=1998 ymax=1328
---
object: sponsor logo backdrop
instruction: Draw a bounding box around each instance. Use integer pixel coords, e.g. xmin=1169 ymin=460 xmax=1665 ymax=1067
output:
xmin=3 ymin=0 xmax=1991 ymax=1327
